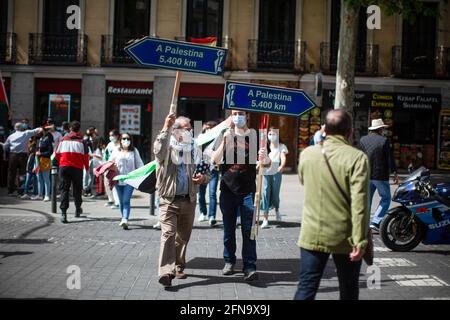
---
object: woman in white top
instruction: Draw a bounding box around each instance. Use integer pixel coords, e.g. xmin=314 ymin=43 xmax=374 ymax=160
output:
xmin=260 ymin=127 xmax=288 ymax=229
xmin=109 ymin=133 xmax=144 ymax=229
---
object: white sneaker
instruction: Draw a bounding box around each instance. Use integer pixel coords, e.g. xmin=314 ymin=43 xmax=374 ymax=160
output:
xmin=153 ymin=221 xmax=161 ymax=229
xmin=119 ymin=218 xmax=128 ymax=230
xmin=111 ymin=204 xmax=119 ymax=209
xmin=43 ymin=196 xmax=50 ymax=202
xmin=20 ymin=194 xmax=30 ymax=200
xmin=275 ymin=211 xmax=282 ymax=221
xmin=105 ymin=201 xmax=113 ymax=207
xmin=261 ymin=219 xmax=269 ymax=229
xmin=236 ymin=216 xmax=241 ymax=226
xmin=198 ymin=214 xmax=208 ymax=222
xmin=31 ymin=195 xmax=43 ymax=201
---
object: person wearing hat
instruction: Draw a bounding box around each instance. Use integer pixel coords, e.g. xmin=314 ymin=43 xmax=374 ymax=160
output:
xmin=358 ymin=118 xmax=398 ymax=232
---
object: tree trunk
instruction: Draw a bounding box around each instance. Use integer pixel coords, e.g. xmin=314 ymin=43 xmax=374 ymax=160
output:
xmin=334 ymin=2 xmax=360 ymax=112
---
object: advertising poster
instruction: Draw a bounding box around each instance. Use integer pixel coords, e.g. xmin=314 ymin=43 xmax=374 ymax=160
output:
xmin=48 ymin=94 xmax=71 ymax=125
xmin=438 ymin=109 xmax=450 ymax=170
xmin=120 ymin=104 xmax=141 ymax=135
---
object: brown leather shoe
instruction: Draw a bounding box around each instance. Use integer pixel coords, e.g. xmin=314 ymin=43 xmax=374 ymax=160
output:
xmin=175 ymin=270 xmax=187 ymax=279
xmin=158 ymin=274 xmax=173 ymax=287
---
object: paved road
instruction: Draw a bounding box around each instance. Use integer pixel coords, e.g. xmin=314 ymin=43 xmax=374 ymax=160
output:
xmin=0 ymin=174 xmax=449 ymax=300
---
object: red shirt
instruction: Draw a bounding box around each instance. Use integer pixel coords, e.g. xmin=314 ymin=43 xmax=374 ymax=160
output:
xmin=55 ymin=132 xmax=89 ymax=171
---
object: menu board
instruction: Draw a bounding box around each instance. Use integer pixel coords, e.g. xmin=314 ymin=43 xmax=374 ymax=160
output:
xmin=119 ymin=104 xmax=141 ymax=135
xmin=298 ymin=107 xmax=321 ymax=151
xmin=438 ymin=109 xmax=450 ymax=170
xmin=48 ymin=94 xmax=71 ymax=126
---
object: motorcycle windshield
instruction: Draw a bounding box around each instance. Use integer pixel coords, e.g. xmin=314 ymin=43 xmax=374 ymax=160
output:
xmin=404 ymin=166 xmax=428 ymax=183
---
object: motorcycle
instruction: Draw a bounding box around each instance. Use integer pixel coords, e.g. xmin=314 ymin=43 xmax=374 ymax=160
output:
xmin=380 ymin=166 xmax=450 ymax=251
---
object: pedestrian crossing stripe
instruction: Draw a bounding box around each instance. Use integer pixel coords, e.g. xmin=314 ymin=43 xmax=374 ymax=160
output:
xmin=374 ymin=246 xmax=390 ymax=252
xmin=373 ymin=258 xmax=416 ymax=267
xmin=388 ymin=275 xmax=449 ymax=287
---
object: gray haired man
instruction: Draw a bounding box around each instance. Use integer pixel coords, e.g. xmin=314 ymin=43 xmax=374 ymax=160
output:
xmin=154 ymin=112 xmax=209 ymax=288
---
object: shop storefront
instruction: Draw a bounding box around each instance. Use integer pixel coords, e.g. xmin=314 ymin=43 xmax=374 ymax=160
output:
xmin=0 ymin=77 xmax=10 ymax=132
xmin=321 ymin=90 xmax=441 ymax=170
xmin=177 ymin=83 xmax=225 ymax=124
xmin=105 ymin=81 xmax=153 ymax=162
xmin=35 ymin=79 xmax=82 ymax=127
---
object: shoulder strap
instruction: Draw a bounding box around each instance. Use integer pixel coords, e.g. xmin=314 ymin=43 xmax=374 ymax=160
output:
xmin=321 ymin=145 xmax=350 ymax=206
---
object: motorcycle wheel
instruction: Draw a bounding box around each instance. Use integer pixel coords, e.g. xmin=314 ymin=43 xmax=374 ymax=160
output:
xmin=380 ymin=211 xmax=424 ymax=252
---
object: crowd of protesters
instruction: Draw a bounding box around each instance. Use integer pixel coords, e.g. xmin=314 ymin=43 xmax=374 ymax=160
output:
xmin=0 ymin=109 xmax=399 ymax=299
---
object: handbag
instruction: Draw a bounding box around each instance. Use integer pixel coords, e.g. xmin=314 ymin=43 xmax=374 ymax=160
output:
xmin=38 ymin=156 xmax=51 ymax=172
xmin=321 ymin=145 xmax=374 ymax=266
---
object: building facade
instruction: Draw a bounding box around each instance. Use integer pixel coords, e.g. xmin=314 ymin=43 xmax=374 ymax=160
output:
xmin=1 ymin=0 xmax=449 ymax=168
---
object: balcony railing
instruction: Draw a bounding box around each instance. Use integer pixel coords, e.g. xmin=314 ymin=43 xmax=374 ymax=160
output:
xmin=248 ymin=40 xmax=306 ymax=73
xmin=0 ymin=33 xmax=17 ymax=64
xmin=392 ymin=46 xmax=450 ymax=79
xmin=29 ymin=33 xmax=87 ymax=65
xmin=101 ymin=35 xmax=139 ymax=66
xmin=320 ymin=42 xmax=379 ymax=76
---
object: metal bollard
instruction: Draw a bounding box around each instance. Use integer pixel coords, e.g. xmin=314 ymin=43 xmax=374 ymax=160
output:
xmin=51 ymin=165 xmax=58 ymax=213
xmin=150 ymin=192 xmax=155 ymax=216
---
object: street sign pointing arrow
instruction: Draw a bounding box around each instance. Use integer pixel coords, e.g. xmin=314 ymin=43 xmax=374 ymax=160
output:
xmin=124 ymin=37 xmax=228 ymax=76
xmin=223 ymin=81 xmax=316 ymax=117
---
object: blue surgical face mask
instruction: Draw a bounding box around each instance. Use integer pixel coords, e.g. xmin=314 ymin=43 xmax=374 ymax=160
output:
xmin=232 ymin=115 xmax=246 ymax=128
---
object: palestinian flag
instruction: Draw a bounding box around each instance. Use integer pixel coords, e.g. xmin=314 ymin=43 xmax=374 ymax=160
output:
xmin=0 ymin=71 xmax=11 ymax=121
xmin=196 ymin=117 xmax=231 ymax=146
xmin=113 ymin=160 xmax=157 ymax=194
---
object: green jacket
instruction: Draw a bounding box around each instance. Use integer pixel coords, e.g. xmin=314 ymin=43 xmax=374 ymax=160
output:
xmin=298 ymin=135 xmax=370 ymax=254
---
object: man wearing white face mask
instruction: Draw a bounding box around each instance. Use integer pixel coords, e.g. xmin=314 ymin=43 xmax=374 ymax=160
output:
xmin=211 ymin=110 xmax=271 ymax=282
xmin=154 ymin=113 xmax=209 ymax=288
xmin=104 ymin=129 xmax=121 ymax=208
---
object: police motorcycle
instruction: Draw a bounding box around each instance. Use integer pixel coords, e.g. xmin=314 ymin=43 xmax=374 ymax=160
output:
xmin=380 ymin=167 xmax=450 ymax=251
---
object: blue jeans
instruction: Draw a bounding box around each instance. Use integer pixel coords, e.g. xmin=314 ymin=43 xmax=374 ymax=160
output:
xmin=369 ymin=180 xmax=391 ymax=225
xmin=294 ymin=248 xmax=362 ymax=300
xmin=115 ymin=184 xmax=134 ymax=219
xmin=198 ymin=169 xmax=219 ymax=218
xmin=261 ymin=172 xmax=282 ymax=212
xmin=37 ymin=170 xmax=51 ymax=198
xmin=220 ymin=190 xmax=256 ymax=272
xmin=24 ymin=172 xmax=37 ymax=195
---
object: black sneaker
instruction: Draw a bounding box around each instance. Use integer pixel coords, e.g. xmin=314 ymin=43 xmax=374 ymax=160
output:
xmin=222 ymin=263 xmax=235 ymax=275
xmin=61 ymin=213 xmax=68 ymax=224
xmin=244 ymin=270 xmax=258 ymax=282
xmin=75 ymin=208 xmax=83 ymax=218
xmin=158 ymin=274 xmax=173 ymax=288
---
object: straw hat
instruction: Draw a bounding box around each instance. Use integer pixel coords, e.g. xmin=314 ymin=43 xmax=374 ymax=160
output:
xmin=368 ymin=118 xmax=389 ymax=131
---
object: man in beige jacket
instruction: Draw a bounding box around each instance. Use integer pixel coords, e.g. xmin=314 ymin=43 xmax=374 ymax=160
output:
xmin=154 ymin=112 xmax=208 ymax=288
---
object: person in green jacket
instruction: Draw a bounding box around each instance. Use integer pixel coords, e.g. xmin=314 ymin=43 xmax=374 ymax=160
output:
xmin=294 ymin=109 xmax=370 ymax=300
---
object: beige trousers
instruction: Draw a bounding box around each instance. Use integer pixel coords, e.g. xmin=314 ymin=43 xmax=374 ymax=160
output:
xmin=158 ymin=196 xmax=196 ymax=277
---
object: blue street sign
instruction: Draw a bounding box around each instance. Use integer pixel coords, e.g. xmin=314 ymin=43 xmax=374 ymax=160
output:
xmin=223 ymin=81 xmax=316 ymax=117
xmin=124 ymin=37 xmax=227 ymax=76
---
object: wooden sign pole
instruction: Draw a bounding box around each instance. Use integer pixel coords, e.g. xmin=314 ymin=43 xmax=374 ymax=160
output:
xmin=251 ymin=113 xmax=269 ymax=239
xmin=170 ymin=71 xmax=181 ymax=114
